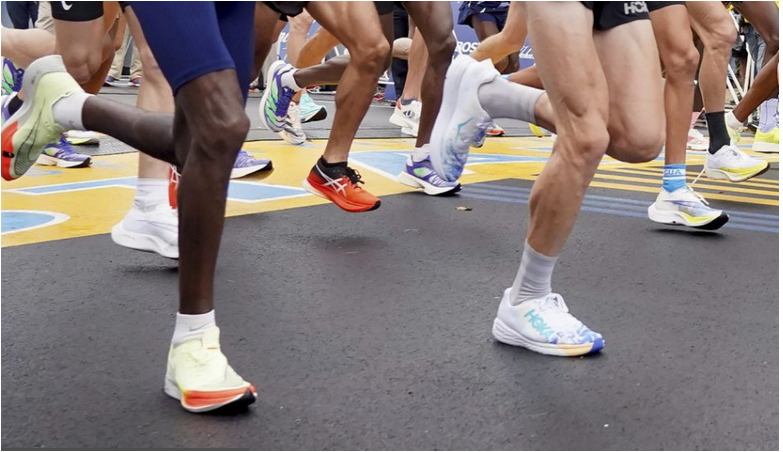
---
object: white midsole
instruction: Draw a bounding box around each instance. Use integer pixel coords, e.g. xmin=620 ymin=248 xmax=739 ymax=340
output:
xmin=492 ymin=318 xmax=596 ymax=357
xmin=397 ymin=171 xmax=457 ymax=196
xmin=111 ymin=223 xmax=179 ymax=259
xmin=36 ymin=153 xmax=89 ymax=168
xmin=647 ymin=204 xmax=717 ymax=227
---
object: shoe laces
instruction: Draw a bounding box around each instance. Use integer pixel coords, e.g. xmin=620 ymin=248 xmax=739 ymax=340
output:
xmin=275 ymin=71 xmax=296 ymax=116
xmin=685 ymin=185 xmax=709 ymax=205
xmin=346 ymin=167 xmax=365 ymax=186
xmin=288 ymin=102 xmax=302 ymax=127
xmin=235 ymin=150 xmax=257 ymax=166
xmin=540 ymin=293 xmax=569 ymax=314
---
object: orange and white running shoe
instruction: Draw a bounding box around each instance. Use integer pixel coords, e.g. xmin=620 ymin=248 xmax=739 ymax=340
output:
xmin=486 ymin=122 xmax=505 ymax=137
xmin=164 ymin=327 xmax=257 ymax=413
xmin=303 ymin=158 xmax=381 ymax=212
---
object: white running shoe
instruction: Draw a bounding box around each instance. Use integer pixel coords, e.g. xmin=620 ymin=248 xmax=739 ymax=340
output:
xmin=111 ymin=203 xmax=179 ymax=259
xmin=686 ymin=129 xmax=708 ymax=151
xmin=165 ymin=327 xmax=257 ymax=413
xmin=492 ymin=288 xmax=604 ymax=357
xmin=704 ymin=145 xmax=769 ymax=182
xmin=63 ymin=129 xmax=100 ymax=145
xmin=647 ymin=187 xmax=728 ymax=230
xmin=430 ymin=56 xmax=497 ymax=182
xmin=278 ymin=102 xmax=306 ymax=145
xmin=389 ymin=99 xmax=421 ymax=137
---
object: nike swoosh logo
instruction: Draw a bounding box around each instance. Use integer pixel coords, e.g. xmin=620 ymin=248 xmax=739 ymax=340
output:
xmin=61 ymin=1 xmax=73 ymax=10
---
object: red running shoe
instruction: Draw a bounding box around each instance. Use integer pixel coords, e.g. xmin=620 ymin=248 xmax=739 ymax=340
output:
xmin=303 ymin=158 xmax=381 ymax=213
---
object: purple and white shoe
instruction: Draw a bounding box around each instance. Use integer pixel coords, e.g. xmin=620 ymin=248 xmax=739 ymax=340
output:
xmin=38 ymin=136 xmax=92 ymax=168
xmin=259 ymin=61 xmax=297 ymax=133
xmin=2 ymin=58 xmax=24 ymax=95
xmin=397 ymin=156 xmax=461 ymax=196
xmin=230 ymin=150 xmax=274 ymax=179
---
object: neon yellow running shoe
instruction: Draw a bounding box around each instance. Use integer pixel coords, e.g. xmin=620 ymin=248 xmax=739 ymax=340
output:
xmin=704 ymin=145 xmax=769 ymax=182
xmin=164 ymin=327 xmax=257 ymax=413
xmin=751 ymin=127 xmax=779 ymax=153
xmin=1 ymin=55 xmax=82 ymax=181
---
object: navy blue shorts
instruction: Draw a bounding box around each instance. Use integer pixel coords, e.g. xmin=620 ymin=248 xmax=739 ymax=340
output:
xmin=457 ymin=1 xmax=510 ymax=29
xmin=130 ymin=1 xmax=255 ymax=101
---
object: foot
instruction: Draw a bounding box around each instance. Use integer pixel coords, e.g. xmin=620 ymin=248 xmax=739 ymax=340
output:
xmin=725 ymin=112 xmax=743 ymax=145
xmin=492 ymin=288 xmax=603 ymax=357
xmin=111 ymin=203 xmax=179 ymax=259
xmin=165 ymin=327 xmax=257 ymax=413
xmin=751 ymin=127 xmax=779 ymax=153
xmin=231 ymin=150 xmax=274 ymax=179
xmin=63 ymin=129 xmax=100 ymax=146
xmin=103 ymin=75 xmax=119 ymax=87
xmin=37 ymin=136 xmax=92 ymax=168
xmin=259 ymin=60 xmax=296 ymax=133
xmin=686 ymin=128 xmax=708 ymax=151
xmin=704 ymin=145 xmax=769 ymax=182
xmin=129 ymin=77 xmax=141 ymax=87
xmin=1 ymin=55 xmax=84 ymax=180
xmin=299 ymin=93 xmax=327 ymax=123
xmin=486 ymin=122 xmax=505 ymax=137
xmin=430 ymin=56 xmax=497 ymax=182
xmin=397 ymin=156 xmax=461 ymax=196
xmin=647 ymin=187 xmax=728 ymax=230
xmin=277 ymin=102 xmax=306 ymax=145
xmin=389 ymin=99 xmax=421 ymax=137
xmin=2 ymin=58 xmax=23 ymax=95
xmin=303 ymin=159 xmax=381 ymax=212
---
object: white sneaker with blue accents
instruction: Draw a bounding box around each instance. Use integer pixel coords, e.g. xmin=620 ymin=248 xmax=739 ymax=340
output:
xmin=492 ymin=288 xmax=604 ymax=356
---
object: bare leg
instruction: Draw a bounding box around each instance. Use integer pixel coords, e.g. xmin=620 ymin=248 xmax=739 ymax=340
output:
xmin=732 ymin=1 xmax=778 ymax=66
xmin=471 ymin=1 xmax=526 ymax=65
xmin=507 ymin=64 xmax=543 ymax=89
xmin=286 ymin=11 xmax=314 ymax=67
xmin=471 ymin=15 xmax=508 ymax=72
xmin=732 ymin=52 xmax=779 ymax=122
xmin=399 ymin=28 xmax=427 ymax=101
xmin=0 ymin=28 xmax=55 ymax=68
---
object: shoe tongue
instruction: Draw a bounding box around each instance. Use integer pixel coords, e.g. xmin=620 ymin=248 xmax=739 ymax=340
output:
xmin=201 ymin=327 xmax=221 ymax=349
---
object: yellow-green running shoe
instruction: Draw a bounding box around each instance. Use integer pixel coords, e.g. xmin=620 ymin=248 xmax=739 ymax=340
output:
xmin=751 ymin=127 xmax=779 ymax=153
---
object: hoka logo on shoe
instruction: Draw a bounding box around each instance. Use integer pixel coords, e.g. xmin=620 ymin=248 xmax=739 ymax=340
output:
xmin=624 ymin=2 xmax=648 ymax=15
xmin=524 ymin=309 xmax=555 ymax=339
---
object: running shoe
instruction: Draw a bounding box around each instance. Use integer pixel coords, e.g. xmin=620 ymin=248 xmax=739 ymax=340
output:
xmin=278 ymin=102 xmax=306 ymax=145
xmin=686 ymin=128 xmax=708 ymax=151
xmin=299 ymin=93 xmax=327 ymax=123
xmin=259 ymin=60 xmax=296 ymax=133
xmin=492 ymin=288 xmax=604 ymax=357
xmin=231 ymin=149 xmax=274 ymax=179
xmin=129 ymin=77 xmax=142 ymax=87
xmin=647 ymin=187 xmax=728 ymax=230
xmin=165 ymin=327 xmax=257 ymax=413
xmin=396 ymin=156 xmax=461 ymax=196
xmin=1 ymin=92 xmax=16 ymax=124
xmin=103 ymin=75 xmax=120 ymax=87
xmin=389 ymin=99 xmax=421 ymax=137
xmin=303 ymin=160 xmax=381 ymax=212
xmin=169 ymin=166 xmax=179 ymax=210
xmin=2 ymin=58 xmax=23 ymax=95
xmin=1 ymin=55 xmax=82 ymax=181
xmin=751 ymin=127 xmax=779 ymax=153
xmin=703 ymin=145 xmax=769 ymax=182
xmin=486 ymin=122 xmax=505 ymax=137
xmin=111 ymin=202 xmax=179 ymax=259
xmin=63 ymin=130 xmax=100 ymax=145
xmin=38 ymin=136 xmax=92 ymax=168
xmin=430 ymin=56 xmax=497 ymax=182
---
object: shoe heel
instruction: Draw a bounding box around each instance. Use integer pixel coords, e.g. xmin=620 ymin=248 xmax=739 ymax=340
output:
xmin=396 ymin=171 xmax=423 ymax=189
xmin=164 ymin=376 xmax=181 ymax=401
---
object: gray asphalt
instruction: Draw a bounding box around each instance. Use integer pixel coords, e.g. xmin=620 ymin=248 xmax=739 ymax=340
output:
xmin=2 ymin=172 xmax=778 ymax=449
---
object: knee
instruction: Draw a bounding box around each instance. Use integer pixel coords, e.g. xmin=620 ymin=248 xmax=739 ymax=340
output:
xmin=62 ymin=50 xmax=103 ymax=84
xmin=608 ymin=127 xmax=664 ymax=163
xmin=196 ymin=111 xmax=250 ymax=167
xmin=765 ymin=34 xmax=779 ymax=57
xmin=664 ymin=45 xmax=700 ymax=82
xmin=706 ymin=21 xmax=737 ymax=54
xmin=429 ymin=33 xmax=457 ymax=64
xmin=354 ymin=38 xmax=391 ymax=74
xmin=560 ymin=123 xmax=611 ymax=175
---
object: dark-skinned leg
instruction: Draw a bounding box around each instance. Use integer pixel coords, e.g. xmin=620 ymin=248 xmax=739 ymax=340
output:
xmin=471 ymin=16 xmax=508 ymax=72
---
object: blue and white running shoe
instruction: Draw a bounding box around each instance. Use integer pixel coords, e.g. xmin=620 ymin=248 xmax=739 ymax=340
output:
xmin=430 ymin=56 xmax=498 ymax=182
xmin=648 ymin=186 xmax=728 ymax=230
xmin=299 ymin=93 xmax=327 ymax=123
xmin=259 ymin=61 xmax=296 ymax=133
xmin=492 ymin=288 xmax=604 ymax=356
xmin=230 ymin=149 xmax=273 ymax=179
xmin=397 ymin=156 xmax=461 ymax=196
xmin=2 ymin=58 xmax=23 ymax=95
xmin=38 ymin=136 xmax=92 ymax=168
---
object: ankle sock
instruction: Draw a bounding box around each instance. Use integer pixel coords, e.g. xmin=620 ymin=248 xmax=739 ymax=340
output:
xmin=509 ymin=242 xmax=558 ymax=306
xmin=477 ymin=77 xmax=543 ymax=124
xmin=705 ymin=111 xmax=730 ymax=153
xmin=281 ymin=69 xmax=301 ymax=91
xmin=662 ymin=164 xmax=686 ymax=192
xmin=171 ymin=310 xmax=216 ymax=345
xmin=133 ymin=178 xmax=169 ymax=211
xmin=52 ymin=91 xmax=90 ymax=131
xmin=316 ymin=156 xmax=348 ymax=179
xmin=726 ymin=111 xmax=744 ymax=131
xmin=411 ymin=144 xmax=429 ymax=162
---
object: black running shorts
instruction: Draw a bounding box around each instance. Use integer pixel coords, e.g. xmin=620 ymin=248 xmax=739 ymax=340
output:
xmin=263 ymin=1 xmax=309 ymax=18
xmin=374 ymin=1 xmax=405 ymax=16
xmin=50 ymin=1 xmax=104 ymax=22
xmin=581 ymin=1 xmax=650 ymax=30
xmin=646 ymin=1 xmax=686 ymax=12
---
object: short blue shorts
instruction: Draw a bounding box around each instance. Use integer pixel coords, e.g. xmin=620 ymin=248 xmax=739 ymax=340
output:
xmin=457 ymin=1 xmax=510 ymax=30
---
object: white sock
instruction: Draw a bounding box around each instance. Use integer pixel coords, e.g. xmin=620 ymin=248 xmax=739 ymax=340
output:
xmin=477 ymin=77 xmax=544 ymax=124
xmin=51 ymin=91 xmax=91 ymax=131
xmin=758 ymin=98 xmax=779 ymax=133
xmin=171 ymin=310 xmax=216 ymax=345
xmin=281 ymin=69 xmax=302 ymax=91
xmin=726 ymin=111 xmax=744 ymax=130
xmin=509 ymin=241 xmax=558 ymax=306
xmin=412 ymin=144 xmax=429 ymax=162
xmin=133 ymin=178 xmax=169 ymax=211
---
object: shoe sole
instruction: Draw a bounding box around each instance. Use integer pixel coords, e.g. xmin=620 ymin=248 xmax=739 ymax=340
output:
xmin=751 ymin=141 xmax=779 ymax=153
xmin=397 ymin=171 xmax=461 ymax=196
xmin=429 ymin=56 xmax=473 ymax=182
xmin=258 ymin=60 xmax=288 ymax=133
xmin=164 ymin=377 xmax=257 ymax=413
xmin=389 ymin=112 xmax=417 ymax=130
xmin=492 ymin=318 xmax=604 ymax=357
xmin=705 ymin=162 xmax=770 ymax=182
xmin=230 ymin=160 xmax=274 ymax=179
xmin=277 ymin=130 xmax=306 ymax=145
xmin=301 ymin=107 xmax=327 ymax=123
xmin=647 ymin=204 xmax=730 ymax=230
xmin=111 ymin=222 xmax=179 ymax=259
xmin=303 ymin=178 xmax=381 ymax=212
xmin=36 ymin=153 xmax=92 ymax=168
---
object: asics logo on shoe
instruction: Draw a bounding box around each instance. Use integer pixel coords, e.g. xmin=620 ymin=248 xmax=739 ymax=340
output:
xmin=524 ymin=309 xmax=556 ymax=340
xmin=315 ymin=166 xmax=348 ymax=195
xmin=623 ymin=1 xmax=648 ymax=15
